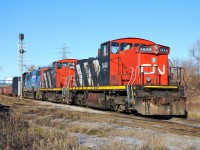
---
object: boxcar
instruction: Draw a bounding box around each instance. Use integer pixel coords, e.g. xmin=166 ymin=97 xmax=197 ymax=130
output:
xmin=3 ymin=86 xmax=12 ymax=95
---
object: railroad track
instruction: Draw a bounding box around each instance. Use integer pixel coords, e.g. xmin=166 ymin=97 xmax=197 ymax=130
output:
xmin=46 ymin=102 xmax=200 ymax=138
xmin=1 ymin=95 xmax=200 ymax=137
xmin=100 ymin=112 xmax=200 ymax=137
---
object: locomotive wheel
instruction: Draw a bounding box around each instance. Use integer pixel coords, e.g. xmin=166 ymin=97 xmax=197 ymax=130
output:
xmin=65 ymin=99 xmax=70 ymax=104
xmin=62 ymin=97 xmax=70 ymax=104
xmin=115 ymin=104 xmax=125 ymax=112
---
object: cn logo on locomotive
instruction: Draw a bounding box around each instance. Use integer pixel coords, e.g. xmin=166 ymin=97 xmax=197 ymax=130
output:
xmin=140 ymin=64 xmax=165 ymax=75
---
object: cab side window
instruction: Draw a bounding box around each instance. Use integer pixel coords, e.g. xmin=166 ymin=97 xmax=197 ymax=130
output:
xmin=103 ymin=44 xmax=108 ymax=56
xmin=111 ymin=42 xmax=119 ymax=54
xmin=100 ymin=42 xmax=110 ymax=57
xmin=57 ymin=62 xmax=62 ymax=69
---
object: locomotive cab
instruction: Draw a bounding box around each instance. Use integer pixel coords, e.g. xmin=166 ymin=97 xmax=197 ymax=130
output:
xmin=52 ymin=59 xmax=78 ymax=88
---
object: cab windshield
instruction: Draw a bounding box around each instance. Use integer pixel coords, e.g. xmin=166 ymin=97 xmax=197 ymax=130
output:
xmin=63 ymin=62 xmax=69 ymax=67
xmin=111 ymin=42 xmax=133 ymax=54
xmin=120 ymin=43 xmax=133 ymax=50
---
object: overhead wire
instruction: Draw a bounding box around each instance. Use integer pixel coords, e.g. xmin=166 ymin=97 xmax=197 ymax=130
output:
xmin=0 ymin=46 xmax=72 ymax=64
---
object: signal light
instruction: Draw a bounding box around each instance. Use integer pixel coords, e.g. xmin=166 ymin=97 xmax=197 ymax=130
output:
xmin=19 ymin=34 xmax=24 ymax=41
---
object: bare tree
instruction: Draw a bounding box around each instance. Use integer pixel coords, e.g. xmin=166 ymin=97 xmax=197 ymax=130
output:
xmin=190 ymin=39 xmax=200 ymax=62
xmin=190 ymin=39 xmax=200 ymax=76
xmin=171 ymin=57 xmax=199 ymax=90
xmin=0 ymin=66 xmax=3 ymax=71
xmin=27 ymin=64 xmax=36 ymax=71
xmin=186 ymin=39 xmax=200 ymax=90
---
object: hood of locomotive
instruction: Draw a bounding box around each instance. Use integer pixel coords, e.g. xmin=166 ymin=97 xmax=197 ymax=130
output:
xmin=138 ymin=45 xmax=170 ymax=85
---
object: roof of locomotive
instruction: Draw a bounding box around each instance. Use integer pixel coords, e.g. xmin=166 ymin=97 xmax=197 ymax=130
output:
xmin=55 ymin=59 xmax=78 ymax=62
xmin=110 ymin=37 xmax=155 ymax=45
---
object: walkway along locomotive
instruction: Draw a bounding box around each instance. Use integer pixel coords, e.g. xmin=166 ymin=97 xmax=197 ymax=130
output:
xmin=21 ymin=37 xmax=186 ymax=116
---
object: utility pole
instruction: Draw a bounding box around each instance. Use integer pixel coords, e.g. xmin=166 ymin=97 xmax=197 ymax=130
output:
xmin=62 ymin=44 xmax=69 ymax=59
xmin=0 ymin=65 xmax=3 ymax=71
xmin=18 ymin=33 xmax=26 ymax=99
xmin=198 ymin=61 xmax=200 ymax=76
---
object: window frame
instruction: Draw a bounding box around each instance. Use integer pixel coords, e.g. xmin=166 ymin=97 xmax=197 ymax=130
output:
xmin=111 ymin=42 xmax=119 ymax=54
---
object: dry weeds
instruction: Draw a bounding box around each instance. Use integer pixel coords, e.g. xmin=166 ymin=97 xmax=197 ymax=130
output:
xmin=186 ymin=90 xmax=200 ymax=119
xmin=0 ymin=112 xmax=80 ymax=150
xmin=0 ymin=95 xmax=199 ymax=149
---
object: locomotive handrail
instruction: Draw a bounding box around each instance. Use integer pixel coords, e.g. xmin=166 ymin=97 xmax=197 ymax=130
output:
xmin=127 ymin=67 xmax=134 ymax=85
xmin=127 ymin=66 xmax=139 ymax=85
xmin=169 ymin=66 xmax=183 ymax=86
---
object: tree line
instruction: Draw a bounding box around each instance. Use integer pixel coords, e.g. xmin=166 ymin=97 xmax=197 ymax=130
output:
xmin=173 ymin=39 xmax=200 ymax=93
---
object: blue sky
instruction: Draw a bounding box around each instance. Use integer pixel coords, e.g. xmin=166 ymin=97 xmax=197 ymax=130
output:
xmin=0 ymin=0 xmax=200 ymax=79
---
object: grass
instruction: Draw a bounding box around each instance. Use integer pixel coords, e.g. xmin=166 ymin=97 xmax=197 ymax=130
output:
xmin=0 ymin=95 xmax=193 ymax=149
xmin=0 ymin=112 xmax=80 ymax=150
xmin=187 ymin=112 xmax=200 ymax=119
xmin=67 ymin=125 xmax=108 ymax=137
xmin=186 ymin=90 xmax=200 ymax=119
xmin=0 ymin=95 xmax=81 ymax=150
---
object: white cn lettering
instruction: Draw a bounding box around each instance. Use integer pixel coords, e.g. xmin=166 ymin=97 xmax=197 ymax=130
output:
xmin=141 ymin=64 xmax=165 ymax=75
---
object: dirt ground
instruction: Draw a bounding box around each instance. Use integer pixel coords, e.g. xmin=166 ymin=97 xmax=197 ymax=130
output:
xmin=1 ymin=95 xmax=200 ymax=150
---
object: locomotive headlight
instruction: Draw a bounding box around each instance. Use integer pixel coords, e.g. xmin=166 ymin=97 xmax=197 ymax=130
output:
xmin=154 ymin=49 xmax=159 ymax=54
xmin=154 ymin=44 xmax=159 ymax=54
xmin=160 ymin=48 xmax=169 ymax=53
xmin=147 ymin=77 xmax=152 ymax=82
xmin=140 ymin=47 xmax=152 ymax=52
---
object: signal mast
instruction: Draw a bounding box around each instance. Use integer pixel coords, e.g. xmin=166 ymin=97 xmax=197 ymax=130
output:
xmin=18 ymin=34 xmax=26 ymax=99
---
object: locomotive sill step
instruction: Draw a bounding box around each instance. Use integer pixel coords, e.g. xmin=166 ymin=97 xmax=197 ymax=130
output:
xmin=143 ymin=86 xmax=178 ymax=89
xmin=126 ymin=98 xmax=135 ymax=104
